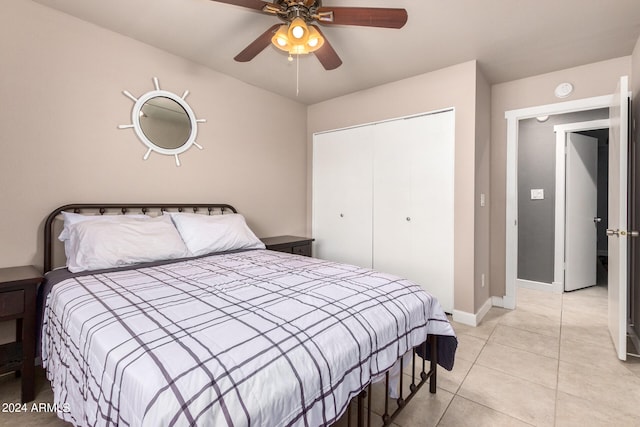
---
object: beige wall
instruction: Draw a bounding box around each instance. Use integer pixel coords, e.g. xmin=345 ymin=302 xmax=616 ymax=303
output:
xmin=474 ymin=68 xmax=491 ymax=311
xmin=490 ymin=56 xmax=632 ymax=297
xmin=307 ymin=61 xmax=481 ymax=315
xmin=0 ymin=0 xmax=308 ymax=270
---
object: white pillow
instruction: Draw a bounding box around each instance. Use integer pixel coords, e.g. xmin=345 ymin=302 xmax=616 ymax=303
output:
xmin=168 ymin=213 xmax=265 ymax=256
xmin=58 ymin=211 xmax=150 ymax=264
xmin=66 ymin=215 xmax=189 ymax=273
xmin=58 ymin=211 xmax=149 ymax=241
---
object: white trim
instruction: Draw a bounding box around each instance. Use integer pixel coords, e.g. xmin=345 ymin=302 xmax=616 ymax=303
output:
xmin=553 ymin=119 xmax=610 ymax=292
xmin=312 ymin=107 xmax=455 ymax=136
xmin=452 ymin=298 xmax=493 ymax=327
xmin=551 ymin=282 xmax=565 ymax=293
xmin=553 ymin=119 xmax=611 ymax=133
xmin=505 ymin=95 xmax=613 ymax=120
xmin=476 ymin=298 xmax=493 ymax=324
xmin=452 ymin=310 xmax=477 ymax=327
xmin=491 ymin=296 xmax=506 ymax=308
xmin=516 ymin=278 xmax=563 ymax=294
xmin=491 ymin=295 xmax=516 ymax=310
xmin=504 ymin=94 xmax=614 ymax=308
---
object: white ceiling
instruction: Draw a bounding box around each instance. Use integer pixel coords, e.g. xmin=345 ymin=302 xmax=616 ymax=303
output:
xmin=32 ymin=0 xmax=640 ymax=105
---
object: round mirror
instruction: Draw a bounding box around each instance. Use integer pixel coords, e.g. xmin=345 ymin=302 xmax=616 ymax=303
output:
xmin=119 ymin=77 xmax=206 ymax=166
xmin=139 ymin=96 xmax=191 ymax=150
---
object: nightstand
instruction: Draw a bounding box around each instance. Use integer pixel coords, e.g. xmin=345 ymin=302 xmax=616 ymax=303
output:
xmin=261 ymin=235 xmax=314 ymax=257
xmin=0 ymin=265 xmax=42 ymax=403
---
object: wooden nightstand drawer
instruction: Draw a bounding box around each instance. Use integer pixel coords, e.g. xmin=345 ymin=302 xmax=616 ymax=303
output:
xmin=292 ymin=244 xmax=311 ymax=257
xmin=261 ymin=236 xmax=314 ymax=257
xmin=0 ymin=265 xmax=42 ymax=403
xmin=0 ymin=290 xmax=24 ymax=318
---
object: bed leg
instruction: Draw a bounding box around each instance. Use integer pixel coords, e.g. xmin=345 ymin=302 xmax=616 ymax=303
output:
xmin=382 ymin=372 xmax=390 ymax=425
xmin=429 ymin=334 xmax=438 ymax=394
xmin=357 ymin=389 xmax=366 ymax=427
xmin=397 ymin=357 xmax=405 ymax=408
xmin=410 ymin=347 xmax=417 ymax=393
xmin=367 ymin=383 xmax=372 ymax=427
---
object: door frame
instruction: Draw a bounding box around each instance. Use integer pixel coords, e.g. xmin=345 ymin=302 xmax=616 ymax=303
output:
xmin=554 ymin=119 xmax=610 ymax=292
xmin=504 ymin=95 xmax=614 ymax=309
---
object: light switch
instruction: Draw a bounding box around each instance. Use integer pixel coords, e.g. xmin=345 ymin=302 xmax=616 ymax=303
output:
xmin=530 ymin=189 xmax=544 ymax=200
xmin=480 ymin=193 xmax=486 ymax=207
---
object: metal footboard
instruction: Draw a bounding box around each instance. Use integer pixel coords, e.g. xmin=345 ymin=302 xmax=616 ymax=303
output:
xmin=345 ymin=334 xmax=438 ymax=427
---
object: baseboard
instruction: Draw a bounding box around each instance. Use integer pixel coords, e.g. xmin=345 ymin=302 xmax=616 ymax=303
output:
xmin=551 ymin=281 xmax=564 ymax=293
xmin=477 ymin=298 xmax=493 ymax=324
xmin=491 ymin=296 xmax=505 ymax=308
xmin=452 ymin=310 xmax=477 ymax=326
xmin=452 ymin=298 xmax=493 ymax=327
xmin=492 ymin=295 xmax=515 ymax=310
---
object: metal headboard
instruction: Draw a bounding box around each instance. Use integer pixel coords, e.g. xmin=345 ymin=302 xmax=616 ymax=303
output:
xmin=43 ymin=203 xmax=237 ymax=273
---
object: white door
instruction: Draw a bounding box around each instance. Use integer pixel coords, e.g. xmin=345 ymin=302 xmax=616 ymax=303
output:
xmin=312 ymin=126 xmax=373 ymax=268
xmin=372 ymin=112 xmax=455 ymax=312
xmin=565 ymin=133 xmax=598 ymax=291
xmin=608 ymin=76 xmax=629 ymax=361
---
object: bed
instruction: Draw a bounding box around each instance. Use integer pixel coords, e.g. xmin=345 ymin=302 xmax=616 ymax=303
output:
xmin=39 ymin=203 xmax=457 ymax=427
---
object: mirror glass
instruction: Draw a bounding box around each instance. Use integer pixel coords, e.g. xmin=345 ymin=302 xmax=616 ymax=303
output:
xmin=139 ymin=96 xmax=191 ymax=150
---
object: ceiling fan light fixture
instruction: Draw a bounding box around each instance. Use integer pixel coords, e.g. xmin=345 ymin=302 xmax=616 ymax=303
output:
xmin=288 ymin=17 xmax=309 ymax=42
xmin=270 ymin=18 xmax=324 ymax=55
xmin=306 ymin=25 xmax=324 ymax=51
xmin=272 ymin=25 xmax=290 ymax=49
xmin=290 ymin=44 xmax=307 ymax=55
xmin=291 ymin=25 xmax=305 ymax=39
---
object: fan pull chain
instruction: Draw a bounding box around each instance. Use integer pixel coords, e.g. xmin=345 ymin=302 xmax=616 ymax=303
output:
xmin=287 ymin=54 xmax=300 ymax=97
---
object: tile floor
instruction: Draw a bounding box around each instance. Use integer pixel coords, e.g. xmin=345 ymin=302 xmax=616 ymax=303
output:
xmin=2 ymin=284 xmax=640 ymax=426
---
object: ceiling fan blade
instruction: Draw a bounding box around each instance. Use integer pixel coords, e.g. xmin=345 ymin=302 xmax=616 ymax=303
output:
xmin=209 ymin=0 xmax=271 ymax=12
xmin=234 ymin=24 xmax=280 ymax=62
xmin=317 ymin=7 xmax=408 ymax=29
xmin=311 ymin=25 xmax=342 ymax=70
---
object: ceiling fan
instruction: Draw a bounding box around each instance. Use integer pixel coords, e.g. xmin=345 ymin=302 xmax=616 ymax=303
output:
xmin=210 ymin=0 xmax=408 ymax=70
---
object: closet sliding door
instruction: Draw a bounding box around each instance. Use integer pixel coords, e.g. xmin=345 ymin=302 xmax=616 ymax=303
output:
xmin=373 ymin=111 xmax=455 ymax=312
xmin=312 ymin=110 xmax=454 ymax=312
xmin=312 ymin=125 xmax=373 ymax=268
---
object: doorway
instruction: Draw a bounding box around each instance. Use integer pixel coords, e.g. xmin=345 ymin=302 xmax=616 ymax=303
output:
xmin=515 ymin=111 xmax=609 ymax=294
xmin=505 ymin=77 xmax=632 ymax=360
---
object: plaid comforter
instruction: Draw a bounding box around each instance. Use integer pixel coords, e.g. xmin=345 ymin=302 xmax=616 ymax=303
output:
xmin=41 ymin=249 xmax=456 ymax=427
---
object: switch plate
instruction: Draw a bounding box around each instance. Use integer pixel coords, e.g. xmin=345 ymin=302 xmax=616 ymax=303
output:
xmin=530 ymin=189 xmax=544 ymax=200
